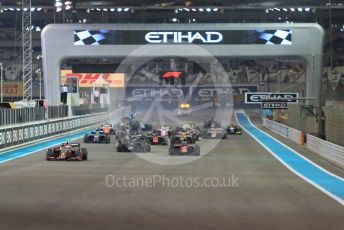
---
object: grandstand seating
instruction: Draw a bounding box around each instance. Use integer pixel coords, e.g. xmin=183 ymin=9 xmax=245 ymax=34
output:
xmin=0 ymin=27 xmax=342 ymax=89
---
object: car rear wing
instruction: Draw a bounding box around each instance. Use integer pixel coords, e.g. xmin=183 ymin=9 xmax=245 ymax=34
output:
xmin=71 ymin=143 xmax=80 ymax=147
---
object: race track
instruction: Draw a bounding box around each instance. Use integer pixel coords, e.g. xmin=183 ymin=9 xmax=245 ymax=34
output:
xmin=0 ymin=128 xmax=343 ymax=229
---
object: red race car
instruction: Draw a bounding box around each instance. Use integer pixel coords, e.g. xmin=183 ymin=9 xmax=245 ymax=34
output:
xmin=147 ymin=130 xmax=169 ymax=145
xmin=46 ymin=143 xmax=88 ymax=161
xmin=168 ymin=133 xmax=200 ymax=156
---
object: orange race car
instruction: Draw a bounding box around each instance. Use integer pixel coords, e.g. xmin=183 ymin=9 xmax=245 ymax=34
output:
xmin=46 ymin=142 xmax=88 ymax=161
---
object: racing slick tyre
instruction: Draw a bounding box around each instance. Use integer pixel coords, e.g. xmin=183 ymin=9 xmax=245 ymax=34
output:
xmin=116 ymin=147 xmax=123 ymax=152
xmin=116 ymin=144 xmax=123 ymax=152
xmin=194 ymin=145 xmax=201 ymax=156
xmin=161 ymin=137 xmax=168 ymax=145
xmin=81 ymin=148 xmax=88 ymax=160
xmin=116 ymin=142 xmax=126 ymax=152
xmin=46 ymin=149 xmax=54 ymax=161
xmin=135 ymin=144 xmax=146 ymax=152
xmin=192 ymin=135 xmax=197 ymax=144
xmin=116 ymin=141 xmax=122 ymax=152
xmin=83 ymin=135 xmax=90 ymax=143
xmin=169 ymin=137 xmax=174 ymax=145
xmin=168 ymin=148 xmax=179 ymax=156
xmin=186 ymin=145 xmax=200 ymax=156
xmin=75 ymin=150 xmax=82 ymax=161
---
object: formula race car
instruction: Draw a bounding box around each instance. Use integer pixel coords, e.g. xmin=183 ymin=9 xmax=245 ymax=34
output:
xmin=227 ymin=124 xmax=243 ymax=135
xmin=177 ymin=102 xmax=191 ymax=116
xmin=169 ymin=133 xmax=200 ymax=156
xmin=101 ymin=124 xmax=115 ymax=135
xmin=46 ymin=143 xmax=88 ymax=161
xmin=147 ymin=130 xmax=169 ymax=145
xmin=84 ymin=130 xmax=111 ymax=143
xmin=203 ymin=120 xmax=227 ymax=139
xmin=116 ymin=134 xmax=151 ymax=152
xmin=159 ymin=126 xmax=172 ymax=137
xmin=134 ymin=121 xmax=154 ymax=135
xmin=141 ymin=123 xmax=154 ymax=133
xmin=178 ymin=122 xmax=202 ymax=142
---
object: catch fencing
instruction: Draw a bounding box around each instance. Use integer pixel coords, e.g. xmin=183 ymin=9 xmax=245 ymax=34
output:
xmin=0 ymin=105 xmax=68 ymax=126
xmin=323 ymin=107 xmax=344 ymax=147
xmin=0 ymin=104 xmax=107 ymax=126
xmin=71 ymin=104 xmax=107 ymax=116
xmin=0 ymin=112 xmax=107 ymax=149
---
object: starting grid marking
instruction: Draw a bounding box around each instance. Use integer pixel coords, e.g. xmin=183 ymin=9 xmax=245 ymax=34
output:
xmin=236 ymin=111 xmax=344 ymax=206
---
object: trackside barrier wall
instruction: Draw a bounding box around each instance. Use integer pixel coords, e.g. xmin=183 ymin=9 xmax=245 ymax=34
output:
xmin=0 ymin=112 xmax=107 ymax=149
xmin=263 ymin=118 xmax=290 ymax=138
xmin=263 ymin=117 xmax=344 ymax=168
xmin=288 ymin=127 xmax=303 ymax=144
xmin=263 ymin=117 xmax=303 ymax=144
xmin=306 ymin=134 xmax=344 ymax=168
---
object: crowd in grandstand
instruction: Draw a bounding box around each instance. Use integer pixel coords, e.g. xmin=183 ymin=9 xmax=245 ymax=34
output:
xmin=124 ymin=60 xmax=343 ymax=86
xmin=2 ymin=59 xmax=344 ymax=88
xmin=0 ymin=23 xmax=343 ymax=89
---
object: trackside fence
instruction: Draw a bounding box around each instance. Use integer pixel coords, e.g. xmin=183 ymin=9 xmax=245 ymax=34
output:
xmin=48 ymin=106 xmax=69 ymax=119
xmin=0 ymin=112 xmax=107 ymax=149
xmin=262 ymin=117 xmax=344 ymax=169
xmin=0 ymin=104 xmax=108 ymax=126
xmin=71 ymin=104 xmax=107 ymax=116
xmin=0 ymin=106 xmax=68 ymax=126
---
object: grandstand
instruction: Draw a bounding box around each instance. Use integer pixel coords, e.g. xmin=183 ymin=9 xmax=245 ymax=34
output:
xmin=0 ymin=3 xmax=343 ymax=110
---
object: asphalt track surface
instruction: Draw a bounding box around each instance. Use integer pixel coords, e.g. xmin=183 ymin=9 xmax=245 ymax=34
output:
xmin=0 ymin=129 xmax=344 ymax=229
